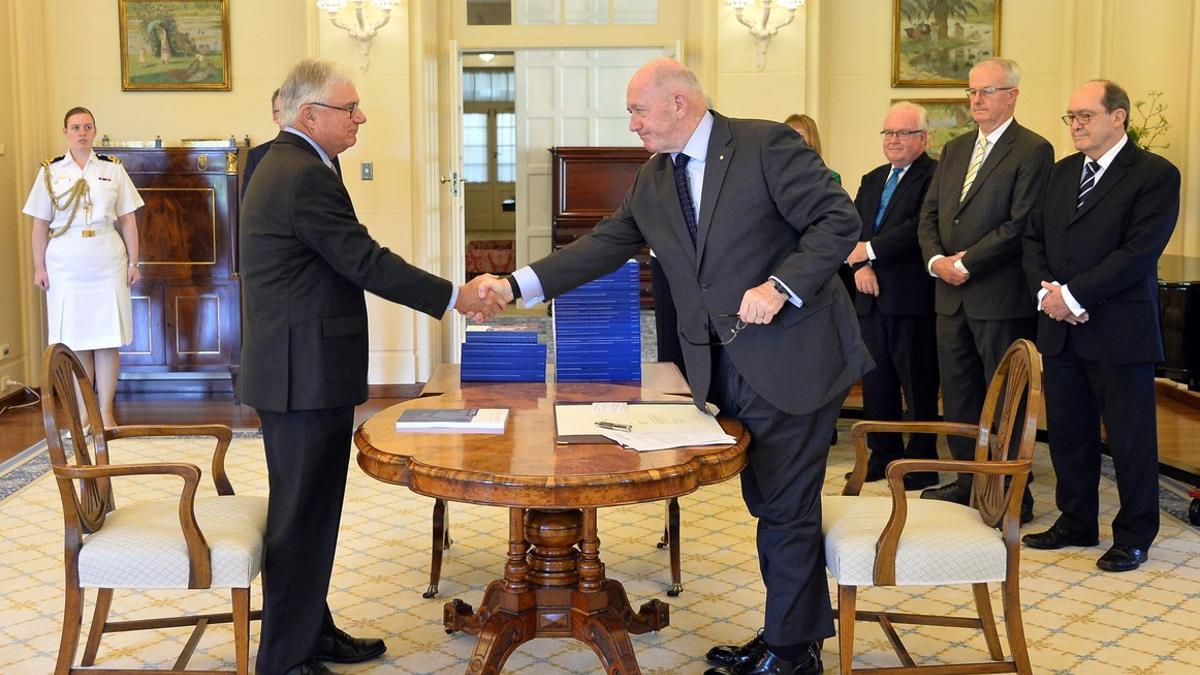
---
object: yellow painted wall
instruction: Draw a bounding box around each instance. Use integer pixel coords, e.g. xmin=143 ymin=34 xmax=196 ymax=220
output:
xmin=816 ymin=0 xmax=1196 ymax=254
xmin=0 ymin=0 xmax=24 ymax=391
xmin=39 ymin=0 xmax=308 ymax=150
xmin=2 ymin=0 xmax=1197 ymax=389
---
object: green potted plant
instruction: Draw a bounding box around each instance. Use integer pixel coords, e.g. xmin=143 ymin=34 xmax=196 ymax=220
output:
xmin=1126 ymin=90 xmax=1169 ymax=152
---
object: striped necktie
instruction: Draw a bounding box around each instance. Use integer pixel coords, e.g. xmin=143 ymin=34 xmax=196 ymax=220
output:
xmin=1077 ymin=160 xmax=1100 ymax=209
xmin=959 ymin=136 xmax=988 ymax=203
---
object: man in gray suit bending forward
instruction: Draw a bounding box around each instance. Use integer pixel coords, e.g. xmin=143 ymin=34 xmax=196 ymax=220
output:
xmin=485 ymin=58 xmax=871 ymax=675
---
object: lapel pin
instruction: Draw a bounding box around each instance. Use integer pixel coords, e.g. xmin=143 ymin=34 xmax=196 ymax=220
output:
xmin=719 ymin=155 xmax=725 ymax=160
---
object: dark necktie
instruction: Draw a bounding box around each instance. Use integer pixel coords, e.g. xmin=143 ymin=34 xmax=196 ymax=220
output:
xmin=873 ymin=166 xmax=903 ymax=232
xmin=673 ymin=153 xmax=698 ymax=245
xmin=1077 ymin=160 xmax=1100 ymax=209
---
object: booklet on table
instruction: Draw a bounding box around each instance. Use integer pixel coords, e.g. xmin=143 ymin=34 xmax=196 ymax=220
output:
xmin=395 ymin=408 xmax=509 ymax=433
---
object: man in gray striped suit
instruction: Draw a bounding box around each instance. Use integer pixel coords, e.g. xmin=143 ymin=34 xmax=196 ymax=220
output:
xmin=916 ymin=57 xmax=1053 ymax=518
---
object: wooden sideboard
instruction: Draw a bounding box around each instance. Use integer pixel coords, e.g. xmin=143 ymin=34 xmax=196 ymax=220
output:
xmin=550 ymin=146 xmax=654 ymax=308
xmin=106 ymin=146 xmax=241 ymax=394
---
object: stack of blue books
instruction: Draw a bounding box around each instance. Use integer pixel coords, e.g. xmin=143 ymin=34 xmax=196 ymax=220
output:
xmin=554 ymin=259 xmax=641 ymax=382
xmin=460 ymin=324 xmax=547 ymax=382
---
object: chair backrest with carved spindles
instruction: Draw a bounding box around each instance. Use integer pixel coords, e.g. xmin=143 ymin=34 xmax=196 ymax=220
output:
xmin=41 ymin=343 xmax=116 ymax=538
xmin=971 ymin=339 xmax=1043 ymax=527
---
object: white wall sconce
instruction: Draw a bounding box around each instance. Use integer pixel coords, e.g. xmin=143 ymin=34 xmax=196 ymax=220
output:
xmin=316 ymin=0 xmax=398 ymax=71
xmin=726 ymin=0 xmax=805 ymax=71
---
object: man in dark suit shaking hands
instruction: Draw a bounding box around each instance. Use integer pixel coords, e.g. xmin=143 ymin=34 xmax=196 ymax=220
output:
xmin=846 ymin=102 xmax=940 ymax=490
xmin=485 ymin=58 xmax=870 ymax=675
xmin=917 ymin=58 xmax=1053 ymax=519
xmin=239 ymin=59 xmax=503 ymax=674
xmin=1022 ymin=80 xmax=1180 ymax=572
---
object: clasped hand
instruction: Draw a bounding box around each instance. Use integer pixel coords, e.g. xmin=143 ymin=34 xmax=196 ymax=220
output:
xmin=931 ymin=252 xmax=970 ymax=286
xmin=455 ymin=273 xmax=509 ymax=322
xmin=1040 ymin=280 xmax=1089 ymax=325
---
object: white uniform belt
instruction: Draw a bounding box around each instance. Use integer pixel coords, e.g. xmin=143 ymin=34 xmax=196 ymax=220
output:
xmin=60 ymin=225 xmax=115 ymax=238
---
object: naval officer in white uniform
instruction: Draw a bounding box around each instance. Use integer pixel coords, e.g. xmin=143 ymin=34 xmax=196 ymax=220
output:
xmin=24 ymin=106 xmax=144 ymax=430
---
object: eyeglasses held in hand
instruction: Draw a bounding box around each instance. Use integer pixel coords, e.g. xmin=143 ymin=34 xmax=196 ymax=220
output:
xmin=879 ymin=129 xmax=926 ymax=140
xmin=1060 ymin=112 xmax=1095 ymax=126
xmin=682 ymin=313 xmax=748 ymax=347
xmin=964 ymin=86 xmax=1014 ymax=97
xmin=308 ymin=100 xmax=360 ymax=116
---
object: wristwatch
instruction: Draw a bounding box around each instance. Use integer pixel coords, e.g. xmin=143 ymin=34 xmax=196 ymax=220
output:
xmin=771 ymin=278 xmax=789 ymax=298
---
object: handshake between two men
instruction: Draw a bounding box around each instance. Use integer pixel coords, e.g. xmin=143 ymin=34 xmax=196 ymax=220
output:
xmin=453 ymin=273 xmax=511 ymax=323
xmin=453 ymin=271 xmax=796 ymax=327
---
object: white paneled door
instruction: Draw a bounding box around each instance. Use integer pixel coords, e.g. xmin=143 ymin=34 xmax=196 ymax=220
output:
xmin=513 ymin=48 xmax=665 ymax=268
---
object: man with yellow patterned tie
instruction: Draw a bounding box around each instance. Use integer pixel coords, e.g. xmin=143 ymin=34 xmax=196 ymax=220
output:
xmin=915 ymin=58 xmax=1053 ymax=519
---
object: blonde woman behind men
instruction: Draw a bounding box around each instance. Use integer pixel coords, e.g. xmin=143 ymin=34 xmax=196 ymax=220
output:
xmin=785 ymin=113 xmax=841 ymax=184
xmin=24 ymin=106 xmax=144 ymax=430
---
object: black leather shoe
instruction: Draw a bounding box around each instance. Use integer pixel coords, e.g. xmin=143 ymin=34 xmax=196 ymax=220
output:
xmin=285 ymin=659 xmax=334 ymax=675
xmin=705 ymin=629 xmax=766 ymax=668
xmin=1019 ymin=503 xmax=1034 ymax=526
xmin=920 ymin=482 xmax=970 ymax=505
xmin=1021 ymin=523 xmax=1098 ymax=550
xmin=703 ymin=643 xmax=822 ymax=675
xmin=902 ymin=472 xmax=939 ymax=491
xmin=311 ymin=626 xmax=386 ymax=664
xmin=1096 ymin=544 xmax=1149 ymax=572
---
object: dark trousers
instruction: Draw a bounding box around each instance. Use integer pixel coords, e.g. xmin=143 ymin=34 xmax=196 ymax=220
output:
xmin=709 ymin=346 xmax=846 ymax=647
xmin=650 ymin=255 xmax=686 ymax=380
xmin=255 ymin=406 xmax=356 ymax=674
xmin=936 ymin=310 xmax=1035 ymax=502
xmin=1044 ymin=334 xmax=1159 ymax=549
xmin=859 ymin=309 xmax=940 ymax=468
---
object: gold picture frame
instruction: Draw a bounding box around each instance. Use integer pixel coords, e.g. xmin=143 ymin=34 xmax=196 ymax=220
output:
xmin=892 ymin=0 xmax=1001 ymax=87
xmin=119 ymin=0 xmax=231 ymax=91
xmin=891 ymin=98 xmax=973 ymax=159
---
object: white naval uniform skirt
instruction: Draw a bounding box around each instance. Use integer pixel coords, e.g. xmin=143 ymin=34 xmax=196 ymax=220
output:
xmin=44 ymin=228 xmax=132 ymax=350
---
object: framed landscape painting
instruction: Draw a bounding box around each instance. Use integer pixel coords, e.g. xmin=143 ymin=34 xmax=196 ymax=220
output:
xmin=893 ymin=98 xmax=973 ymax=159
xmin=119 ymin=0 xmax=231 ymax=91
xmin=892 ymin=0 xmax=1000 ymax=87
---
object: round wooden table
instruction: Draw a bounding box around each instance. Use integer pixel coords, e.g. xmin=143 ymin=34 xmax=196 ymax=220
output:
xmin=355 ymin=378 xmax=748 ymax=675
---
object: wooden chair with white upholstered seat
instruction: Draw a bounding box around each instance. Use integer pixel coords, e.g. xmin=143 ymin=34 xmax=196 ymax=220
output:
xmin=822 ymin=338 xmax=1041 ymax=674
xmin=42 ymin=343 xmax=267 ymax=674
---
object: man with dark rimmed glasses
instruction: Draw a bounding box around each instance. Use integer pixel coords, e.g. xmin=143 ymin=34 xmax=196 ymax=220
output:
xmin=483 ymin=58 xmax=871 ymax=675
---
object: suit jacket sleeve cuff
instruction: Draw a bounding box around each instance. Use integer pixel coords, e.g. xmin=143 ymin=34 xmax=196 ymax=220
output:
xmin=1060 ymin=284 xmax=1086 ymax=315
xmin=512 ymin=266 xmax=545 ymax=308
xmin=770 ymin=276 xmax=804 ymax=309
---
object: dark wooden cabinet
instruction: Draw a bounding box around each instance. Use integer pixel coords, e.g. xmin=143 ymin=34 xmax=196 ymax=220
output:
xmin=1158 ymin=254 xmax=1200 ymax=390
xmin=107 ymin=146 xmax=241 ymax=393
xmin=550 ymin=146 xmax=654 ymax=307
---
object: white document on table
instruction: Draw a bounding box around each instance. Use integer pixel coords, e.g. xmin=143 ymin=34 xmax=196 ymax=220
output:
xmin=554 ymin=401 xmax=736 ymax=451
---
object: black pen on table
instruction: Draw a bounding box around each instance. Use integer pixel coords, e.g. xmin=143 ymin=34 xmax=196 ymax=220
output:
xmin=595 ymin=420 xmax=633 ymax=432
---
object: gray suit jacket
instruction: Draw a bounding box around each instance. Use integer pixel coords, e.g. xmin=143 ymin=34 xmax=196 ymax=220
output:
xmin=531 ymin=112 xmax=871 ymax=416
xmin=917 ymin=120 xmax=1053 ymax=320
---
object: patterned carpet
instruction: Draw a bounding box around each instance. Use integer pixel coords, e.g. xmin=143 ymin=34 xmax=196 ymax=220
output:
xmin=1 ymin=422 xmax=1198 ymax=674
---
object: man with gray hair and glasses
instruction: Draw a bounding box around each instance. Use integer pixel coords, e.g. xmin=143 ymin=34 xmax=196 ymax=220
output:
xmin=845 ymin=101 xmax=941 ymax=489
xmin=916 ymin=57 xmax=1052 ymax=520
xmin=239 ymin=58 xmax=504 ymax=674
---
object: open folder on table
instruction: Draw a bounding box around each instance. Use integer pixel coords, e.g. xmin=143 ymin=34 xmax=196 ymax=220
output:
xmin=554 ymin=401 xmax=736 ymax=451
